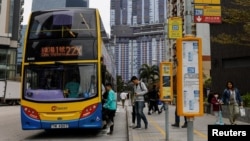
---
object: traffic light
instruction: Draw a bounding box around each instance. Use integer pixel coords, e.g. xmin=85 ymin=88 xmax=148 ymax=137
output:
xmin=191 ymin=23 xmax=196 ymax=36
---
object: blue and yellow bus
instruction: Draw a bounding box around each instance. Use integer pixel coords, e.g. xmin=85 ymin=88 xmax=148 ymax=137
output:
xmin=20 ymin=8 xmax=116 ymax=130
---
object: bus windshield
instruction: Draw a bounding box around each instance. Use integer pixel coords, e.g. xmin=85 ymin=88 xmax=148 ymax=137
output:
xmin=28 ymin=9 xmax=96 ymax=39
xmin=23 ymin=63 xmax=100 ymax=102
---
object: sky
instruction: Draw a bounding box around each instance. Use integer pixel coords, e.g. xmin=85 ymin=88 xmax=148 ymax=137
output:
xmin=22 ymin=0 xmax=111 ymax=34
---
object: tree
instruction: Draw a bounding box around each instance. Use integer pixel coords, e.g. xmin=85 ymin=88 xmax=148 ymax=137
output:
xmin=211 ymin=0 xmax=250 ymax=46
xmin=138 ymin=64 xmax=159 ymax=87
xmin=116 ymin=75 xmax=124 ymax=93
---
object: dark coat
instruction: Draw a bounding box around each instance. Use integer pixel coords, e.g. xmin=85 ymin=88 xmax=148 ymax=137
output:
xmin=221 ymin=88 xmax=243 ymax=105
xmin=211 ymin=97 xmax=222 ymax=111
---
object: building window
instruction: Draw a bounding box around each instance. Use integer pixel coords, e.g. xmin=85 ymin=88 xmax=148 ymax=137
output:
xmin=0 ymin=48 xmax=16 ymax=80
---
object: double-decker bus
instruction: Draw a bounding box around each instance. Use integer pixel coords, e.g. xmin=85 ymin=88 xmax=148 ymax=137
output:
xmin=20 ymin=8 xmax=116 ymax=130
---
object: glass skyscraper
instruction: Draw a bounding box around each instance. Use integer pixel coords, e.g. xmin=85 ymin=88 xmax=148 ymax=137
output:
xmin=111 ymin=0 xmax=167 ymax=82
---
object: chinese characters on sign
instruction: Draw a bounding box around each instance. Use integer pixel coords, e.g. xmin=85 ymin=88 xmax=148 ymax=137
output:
xmin=168 ymin=17 xmax=183 ymax=39
xmin=41 ymin=45 xmax=82 ymax=57
xmin=160 ymin=62 xmax=173 ymax=101
xmin=194 ymin=0 xmax=222 ymax=24
xmin=194 ymin=0 xmax=220 ymax=4
xmin=182 ymin=41 xmax=200 ymax=113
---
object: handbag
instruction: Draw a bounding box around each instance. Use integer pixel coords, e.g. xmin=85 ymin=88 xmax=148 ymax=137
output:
xmin=240 ymin=108 xmax=246 ymax=117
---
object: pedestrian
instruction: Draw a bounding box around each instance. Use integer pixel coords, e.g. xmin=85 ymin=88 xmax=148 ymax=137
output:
xmin=120 ymin=92 xmax=128 ymax=108
xmin=206 ymin=92 xmax=214 ymax=114
xmin=130 ymin=76 xmax=148 ymax=129
xmin=221 ymin=81 xmax=243 ymax=125
xmin=130 ymin=102 xmax=136 ymax=127
xmin=171 ymin=104 xmax=187 ymax=128
xmin=148 ymin=85 xmax=161 ymax=115
xmin=102 ymin=88 xmax=109 ymax=129
xmin=210 ymin=92 xmax=224 ymax=125
xmin=103 ymin=83 xmax=117 ymax=135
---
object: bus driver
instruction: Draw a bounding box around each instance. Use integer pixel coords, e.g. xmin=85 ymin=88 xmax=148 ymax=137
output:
xmin=64 ymin=75 xmax=81 ymax=98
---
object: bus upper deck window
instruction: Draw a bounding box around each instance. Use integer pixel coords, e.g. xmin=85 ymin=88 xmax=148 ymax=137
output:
xmin=53 ymin=14 xmax=72 ymax=26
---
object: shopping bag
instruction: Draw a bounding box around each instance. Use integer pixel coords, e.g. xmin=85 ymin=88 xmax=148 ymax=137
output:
xmin=240 ymin=108 xmax=246 ymax=117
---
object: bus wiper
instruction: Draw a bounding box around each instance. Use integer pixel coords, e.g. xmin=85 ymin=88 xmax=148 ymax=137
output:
xmin=79 ymin=13 xmax=90 ymax=30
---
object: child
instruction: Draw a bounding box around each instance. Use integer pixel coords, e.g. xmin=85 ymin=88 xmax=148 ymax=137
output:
xmin=211 ymin=92 xmax=224 ymax=125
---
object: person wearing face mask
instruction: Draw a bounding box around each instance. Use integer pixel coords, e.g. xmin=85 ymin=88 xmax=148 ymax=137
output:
xmin=211 ymin=92 xmax=224 ymax=125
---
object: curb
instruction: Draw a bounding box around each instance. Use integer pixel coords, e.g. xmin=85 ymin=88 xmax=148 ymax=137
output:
xmin=126 ymin=106 xmax=133 ymax=141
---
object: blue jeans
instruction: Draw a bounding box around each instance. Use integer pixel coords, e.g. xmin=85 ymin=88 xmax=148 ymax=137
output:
xmin=134 ymin=101 xmax=148 ymax=127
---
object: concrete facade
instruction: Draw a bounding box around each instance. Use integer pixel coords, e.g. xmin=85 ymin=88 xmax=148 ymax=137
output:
xmin=0 ymin=0 xmax=23 ymax=80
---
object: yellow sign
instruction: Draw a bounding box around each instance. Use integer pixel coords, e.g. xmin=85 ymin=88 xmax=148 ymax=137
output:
xmin=168 ymin=17 xmax=182 ymax=39
xmin=160 ymin=62 xmax=173 ymax=102
xmin=195 ymin=5 xmax=221 ymax=16
xmin=176 ymin=36 xmax=203 ymax=117
xmin=194 ymin=0 xmax=220 ymax=4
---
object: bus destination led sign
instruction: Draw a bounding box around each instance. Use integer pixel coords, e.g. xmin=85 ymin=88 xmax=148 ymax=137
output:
xmin=41 ymin=45 xmax=82 ymax=57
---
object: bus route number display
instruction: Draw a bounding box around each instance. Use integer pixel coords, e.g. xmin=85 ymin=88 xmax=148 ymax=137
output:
xmin=41 ymin=45 xmax=82 ymax=57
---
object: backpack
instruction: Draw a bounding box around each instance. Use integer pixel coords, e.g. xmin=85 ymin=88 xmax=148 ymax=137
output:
xmin=139 ymin=82 xmax=149 ymax=102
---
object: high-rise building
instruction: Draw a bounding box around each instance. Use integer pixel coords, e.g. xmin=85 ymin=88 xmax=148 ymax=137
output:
xmin=0 ymin=0 xmax=24 ymax=80
xmin=32 ymin=0 xmax=89 ymax=11
xmin=111 ymin=0 xmax=168 ymax=82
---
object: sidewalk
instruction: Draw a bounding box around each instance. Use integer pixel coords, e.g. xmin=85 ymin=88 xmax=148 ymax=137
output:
xmin=125 ymin=102 xmax=250 ymax=141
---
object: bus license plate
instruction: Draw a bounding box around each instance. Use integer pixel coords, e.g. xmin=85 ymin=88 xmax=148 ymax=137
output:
xmin=51 ymin=124 xmax=69 ymax=129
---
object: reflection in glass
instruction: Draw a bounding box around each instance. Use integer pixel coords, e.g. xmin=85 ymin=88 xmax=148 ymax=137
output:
xmin=24 ymin=63 xmax=98 ymax=102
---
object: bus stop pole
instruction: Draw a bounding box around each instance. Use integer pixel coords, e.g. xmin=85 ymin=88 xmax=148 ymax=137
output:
xmin=165 ymin=102 xmax=169 ymax=141
xmin=187 ymin=117 xmax=194 ymax=141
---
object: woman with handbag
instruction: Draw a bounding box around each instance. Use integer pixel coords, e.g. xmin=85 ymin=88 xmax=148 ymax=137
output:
xmin=221 ymin=81 xmax=243 ymax=125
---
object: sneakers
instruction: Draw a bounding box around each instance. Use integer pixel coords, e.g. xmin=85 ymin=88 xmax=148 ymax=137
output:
xmin=107 ymin=121 xmax=113 ymax=127
xmin=133 ymin=126 xmax=142 ymax=129
xmin=171 ymin=123 xmax=179 ymax=127
xmin=107 ymin=131 xmax=113 ymax=135
xmin=130 ymin=123 xmax=135 ymax=127
xmin=181 ymin=123 xmax=187 ymax=128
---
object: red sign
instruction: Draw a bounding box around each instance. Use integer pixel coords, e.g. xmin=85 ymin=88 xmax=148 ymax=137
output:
xmin=194 ymin=16 xmax=221 ymax=23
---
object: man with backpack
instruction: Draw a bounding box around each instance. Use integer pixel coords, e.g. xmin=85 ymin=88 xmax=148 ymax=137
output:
xmin=130 ymin=76 xmax=148 ymax=129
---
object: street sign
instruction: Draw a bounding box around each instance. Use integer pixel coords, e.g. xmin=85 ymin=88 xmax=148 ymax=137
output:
xmin=168 ymin=17 xmax=183 ymax=39
xmin=194 ymin=15 xmax=221 ymax=23
xmin=194 ymin=5 xmax=221 ymax=23
xmin=194 ymin=0 xmax=220 ymax=4
xmin=176 ymin=35 xmax=203 ymax=116
xmin=159 ymin=62 xmax=173 ymax=102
